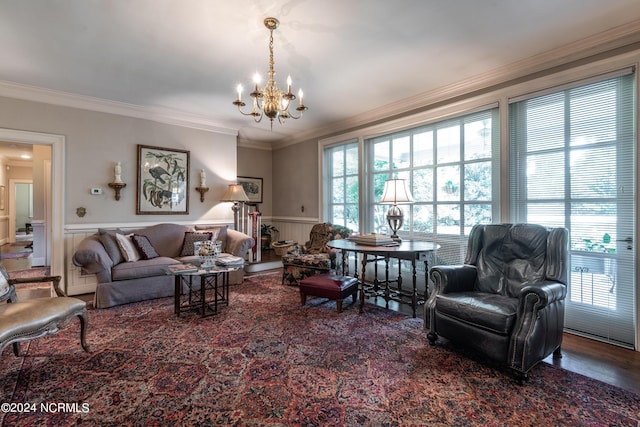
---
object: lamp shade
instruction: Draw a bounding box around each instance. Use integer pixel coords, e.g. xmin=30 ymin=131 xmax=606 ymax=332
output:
xmin=221 ymin=184 xmax=249 ymax=202
xmin=379 ymin=179 xmax=414 ymax=204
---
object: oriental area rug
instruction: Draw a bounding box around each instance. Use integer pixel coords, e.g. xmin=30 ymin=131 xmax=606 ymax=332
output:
xmin=1 ymin=271 xmax=638 ymax=426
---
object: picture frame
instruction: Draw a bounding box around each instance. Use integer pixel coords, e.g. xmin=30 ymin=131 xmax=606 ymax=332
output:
xmin=0 ymin=185 xmax=5 ymax=211
xmin=238 ymin=176 xmax=263 ymax=204
xmin=136 ymin=144 xmax=190 ymax=215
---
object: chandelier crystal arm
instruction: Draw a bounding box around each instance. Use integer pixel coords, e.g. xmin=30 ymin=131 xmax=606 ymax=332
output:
xmin=232 ymin=17 xmax=308 ymax=128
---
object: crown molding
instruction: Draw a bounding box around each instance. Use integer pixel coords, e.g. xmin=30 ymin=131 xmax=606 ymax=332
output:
xmin=273 ymin=19 xmax=640 ymax=150
xmin=237 ymin=138 xmax=272 ymax=151
xmin=0 ymin=80 xmax=239 ymax=136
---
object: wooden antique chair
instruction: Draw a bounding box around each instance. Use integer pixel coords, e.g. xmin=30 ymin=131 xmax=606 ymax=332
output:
xmin=0 ymin=265 xmax=89 ymax=356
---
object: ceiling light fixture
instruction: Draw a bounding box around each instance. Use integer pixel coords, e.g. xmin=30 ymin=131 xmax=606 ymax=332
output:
xmin=233 ymin=17 xmax=308 ymax=128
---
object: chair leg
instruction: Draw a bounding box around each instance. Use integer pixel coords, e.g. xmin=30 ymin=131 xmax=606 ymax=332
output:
xmin=350 ymin=288 xmax=358 ymax=306
xmin=427 ymin=332 xmax=438 ymax=346
xmin=12 ymin=342 xmax=21 ymax=357
xmin=553 ymin=345 xmax=562 ymax=359
xmin=300 ymin=292 xmax=307 ymax=306
xmin=336 ymin=299 xmax=343 ymax=313
xmin=79 ymin=313 xmax=90 ymax=352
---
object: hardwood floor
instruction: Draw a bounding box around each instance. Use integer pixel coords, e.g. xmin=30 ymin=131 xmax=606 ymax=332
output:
xmin=548 ymin=332 xmax=640 ymax=394
xmin=5 ymin=244 xmax=640 ymax=395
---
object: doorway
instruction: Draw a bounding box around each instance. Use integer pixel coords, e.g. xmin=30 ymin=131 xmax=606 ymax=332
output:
xmin=13 ymin=182 xmax=33 ymax=241
xmin=0 ymin=129 xmax=63 ymax=279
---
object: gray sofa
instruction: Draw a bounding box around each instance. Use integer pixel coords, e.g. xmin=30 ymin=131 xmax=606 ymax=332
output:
xmin=72 ymin=223 xmax=255 ymax=308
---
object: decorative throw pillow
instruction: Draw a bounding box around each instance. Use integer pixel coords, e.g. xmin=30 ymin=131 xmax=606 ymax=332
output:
xmin=180 ymin=231 xmax=213 ymax=256
xmin=98 ymin=228 xmax=125 ymax=265
xmin=116 ymin=233 xmax=141 ymax=262
xmin=130 ymin=234 xmax=159 ymax=260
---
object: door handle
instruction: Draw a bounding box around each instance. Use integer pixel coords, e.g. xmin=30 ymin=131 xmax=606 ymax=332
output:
xmin=616 ymin=237 xmax=633 ymax=250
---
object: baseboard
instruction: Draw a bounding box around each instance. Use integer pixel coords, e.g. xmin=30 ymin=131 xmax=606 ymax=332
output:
xmin=245 ymin=260 xmax=283 ymax=273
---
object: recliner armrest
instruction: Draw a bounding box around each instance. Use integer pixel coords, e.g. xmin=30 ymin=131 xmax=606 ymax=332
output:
xmin=519 ymin=281 xmax=567 ymax=310
xmin=430 ymin=265 xmax=477 ymax=294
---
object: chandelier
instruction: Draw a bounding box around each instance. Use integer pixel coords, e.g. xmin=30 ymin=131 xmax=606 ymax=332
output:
xmin=233 ymin=17 xmax=308 ymax=127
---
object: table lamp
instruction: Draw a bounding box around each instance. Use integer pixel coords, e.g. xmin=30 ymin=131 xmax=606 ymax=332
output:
xmin=221 ymin=184 xmax=250 ymax=230
xmin=379 ymin=179 xmax=414 ymax=241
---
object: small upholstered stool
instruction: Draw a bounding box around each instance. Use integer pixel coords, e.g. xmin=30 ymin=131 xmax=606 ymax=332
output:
xmin=299 ymin=274 xmax=358 ymax=313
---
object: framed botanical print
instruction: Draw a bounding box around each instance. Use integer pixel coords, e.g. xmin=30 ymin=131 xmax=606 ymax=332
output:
xmin=238 ymin=176 xmax=263 ymax=204
xmin=136 ymin=144 xmax=190 ymax=215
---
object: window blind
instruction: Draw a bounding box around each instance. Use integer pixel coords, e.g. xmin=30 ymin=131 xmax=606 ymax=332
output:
xmin=509 ymin=70 xmax=636 ymax=348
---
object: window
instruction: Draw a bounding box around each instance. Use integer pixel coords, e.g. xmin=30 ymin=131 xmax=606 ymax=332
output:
xmin=323 ymin=141 xmax=359 ymax=231
xmin=367 ymin=109 xmax=499 ymax=239
xmin=509 ymin=69 xmax=635 ymax=347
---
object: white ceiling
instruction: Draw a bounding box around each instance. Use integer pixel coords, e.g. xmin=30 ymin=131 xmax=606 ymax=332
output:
xmin=1 ymin=1 xmax=640 ymax=147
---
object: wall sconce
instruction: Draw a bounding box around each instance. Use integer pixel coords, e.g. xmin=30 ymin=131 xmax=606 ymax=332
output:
xmin=108 ymin=161 xmax=126 ymax=201
xmin=195 ymin=169 xmax=209 ymax=202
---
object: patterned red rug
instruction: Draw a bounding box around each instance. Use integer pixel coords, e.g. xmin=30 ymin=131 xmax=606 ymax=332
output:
xmin=1 ymin=271 xmax=638 ymax=426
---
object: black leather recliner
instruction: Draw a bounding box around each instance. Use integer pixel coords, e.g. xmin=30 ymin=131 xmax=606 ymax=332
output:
xmin=424 ymin=223 xmax=568 ymax=381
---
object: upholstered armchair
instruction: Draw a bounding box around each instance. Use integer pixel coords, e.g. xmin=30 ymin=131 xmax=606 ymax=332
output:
xmin=281 ymin=223 xmax=352 ymax=286
xmin=424 ymin=223 xmax=568 ymax=382
xmin=0 ymin=268 xmax=89 ymax=357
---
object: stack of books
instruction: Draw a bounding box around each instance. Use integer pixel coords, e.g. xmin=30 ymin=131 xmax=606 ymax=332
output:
xmin=347 ymin=234 xmax=398 ymax=246
xmin=167 ymin=263 xmax=199 ymax=274
xmin=215 ymin=254 xmax=245 ymax=266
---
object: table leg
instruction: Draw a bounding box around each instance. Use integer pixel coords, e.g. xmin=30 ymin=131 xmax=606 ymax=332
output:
xmin=214 ymin=274 xmax=220 ymax=313
xmin=174 ymin=276 xmax=181 ymax=316
xmin=411 ymin=258 xmax=417 ymax=318
xmin=200 ymin=275 xmax=207 ymax=317
xmin=384 ymin=255 xmax=390 ymax=309
xmin=359 ymin=254 xmax=367 ymax=313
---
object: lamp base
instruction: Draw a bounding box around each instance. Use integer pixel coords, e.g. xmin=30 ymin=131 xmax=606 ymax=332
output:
xmin=386 ymin=205 xmax=404 ymax=242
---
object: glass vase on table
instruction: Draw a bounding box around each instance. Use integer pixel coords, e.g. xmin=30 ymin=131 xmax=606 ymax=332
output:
xmin=193 ymin=240 xmax=222 ymax=268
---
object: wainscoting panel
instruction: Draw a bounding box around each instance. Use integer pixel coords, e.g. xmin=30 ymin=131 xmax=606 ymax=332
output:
xmin=64 ymin=221 xmax=234 ymax=296
xmin=65 ymin=229 xmax=100 ymax=296
xmin=270 ymin=219 xmax=319 ymax=247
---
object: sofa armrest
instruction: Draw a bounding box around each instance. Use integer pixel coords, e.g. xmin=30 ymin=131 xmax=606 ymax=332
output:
xmin=72 ymin=235 xmax=113 ymax=276
xmin=429 ymin=264 xmax=477 ymax=295
xmin=224 ymin=229 xmax=255 ymax=257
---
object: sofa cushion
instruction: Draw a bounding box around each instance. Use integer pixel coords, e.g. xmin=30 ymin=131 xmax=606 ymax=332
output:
xmin=98 ymin=228 xmax=125 ymax=265
xmin=180 ymin=231 xmax=214 ymax=256
xmin=138 ymin=223 xmax=193 ymax=258
xmin=111 ymin=257 xmax=180 ymax=281
xmin=435 ymin=292 xmax=518 ymax=335
xmin=130 ymin=234 xmax=159 ymax=260
xmin=116 ymin=233 xmax=141 ymax=262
